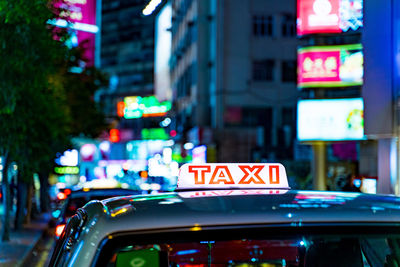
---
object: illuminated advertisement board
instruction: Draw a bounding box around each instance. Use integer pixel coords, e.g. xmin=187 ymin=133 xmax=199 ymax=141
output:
xmin=297 ymin=0 xmax=363 ymax=36
xmin=54 ymin=166 xmax=80 ymax=175
xmin=298 ymin=44 xmax=363 ymax=88
xmin=297 ymin=98 xmax=364 ymax=141
xmin=51 ymin=0 xmax=98 ymax=66
xmin=120 ymin=96 xmax=171 ymax=119
xmin=141 ymin=128 xmax=169 ymax=140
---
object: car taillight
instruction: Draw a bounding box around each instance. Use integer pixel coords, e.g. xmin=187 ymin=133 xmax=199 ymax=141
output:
xmin=57 ymin=192 xmax=67 ymax=200
xmin=55 ymin=224 xmax=66 ymax=237
xmin=64 ymin=189 xmax=72 ymax=195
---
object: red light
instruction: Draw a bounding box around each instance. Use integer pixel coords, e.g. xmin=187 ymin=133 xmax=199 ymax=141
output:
xmin=64 ymin=189 xmax=72 ymax=195
xmin=117 ymin=101 xmax=125 ymax=117
xmin=140 ymin=170 xmax=148 ymax=179
xmin=109 ymin=129 xmax=120 ymax=143
xmin=57 ymin=192 xmax=67 ymax=200
xmin=170 ymin=130 xmax=177 ymax=137
xmin=142 ymin=112 xmax=167 ymax=117
xmin=0 ymin=192 xmax=2 ymax=198
xmin=55 ymin=224 xmax=66 ymax=237
xmin=297 ymin=0 xmax=341 ymax=35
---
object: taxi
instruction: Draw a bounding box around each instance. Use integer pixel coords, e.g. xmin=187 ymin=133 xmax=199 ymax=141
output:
xmin=50 ymin=163 xmax=400 ymax=267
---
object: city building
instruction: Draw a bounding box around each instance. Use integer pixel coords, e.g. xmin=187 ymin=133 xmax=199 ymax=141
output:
xmin=165 ymin=0 xmax=300 ymax=163
xmin=98 ymin=0 xmax=156 ymax=119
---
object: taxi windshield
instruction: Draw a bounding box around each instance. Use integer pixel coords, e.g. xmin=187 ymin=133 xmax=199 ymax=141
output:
xmin=96 ymin=226 xmax=400 ymax=267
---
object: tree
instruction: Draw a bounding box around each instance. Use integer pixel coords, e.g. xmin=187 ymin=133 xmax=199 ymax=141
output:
xmin=0 ymin=0 xmax=71 ymax=239
xmin=63 ymin=46 xmax=108 ymax=138
xmin=0 ymin=0 xmax=108 ymax=237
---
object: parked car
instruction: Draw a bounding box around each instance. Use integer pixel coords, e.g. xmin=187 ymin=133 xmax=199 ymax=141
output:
xmin=52 ymin=187 xmax=140 ymax=238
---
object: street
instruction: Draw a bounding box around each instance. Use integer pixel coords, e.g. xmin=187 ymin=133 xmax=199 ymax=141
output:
xmin=0 ymin=213 xmax=54 ymax=267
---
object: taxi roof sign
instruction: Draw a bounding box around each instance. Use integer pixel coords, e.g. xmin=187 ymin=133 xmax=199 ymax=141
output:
xmin=177 ymin=163 xmax=289 ymax=190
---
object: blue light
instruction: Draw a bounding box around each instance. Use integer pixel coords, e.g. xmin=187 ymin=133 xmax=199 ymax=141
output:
xmin=287 ymin=213 xmax=293 ymax=218
xmin=47 ymin=19 xmax=99 ymax=33
xmin=251 ymin=258 xmax=257 ymax=262
xmin=176 ymin=249 xmax=199 ymax=256
xmin=52 ymin=210 xmax=61 ymax=218
xmin=299 ymin=240 xmax=305 ymax=246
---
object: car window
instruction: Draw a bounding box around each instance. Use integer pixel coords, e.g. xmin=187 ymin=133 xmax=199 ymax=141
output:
xmin=95 ymin=228 xmax=400 ymax=267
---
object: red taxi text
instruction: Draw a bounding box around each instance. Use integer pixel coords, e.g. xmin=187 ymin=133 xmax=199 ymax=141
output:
xmin=188 ymin=165 xmax=280 ymax=185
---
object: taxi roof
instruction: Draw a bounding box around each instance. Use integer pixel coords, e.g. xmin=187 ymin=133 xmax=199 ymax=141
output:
xmin=82 ymin=190 xmax=400 ymax=235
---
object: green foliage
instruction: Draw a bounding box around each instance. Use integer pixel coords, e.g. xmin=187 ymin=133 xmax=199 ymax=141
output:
xmin=0 ymin=0 xmax=107 ymax=177
xmin=0 ymin=0 xmax=68 ymax=166
xmin=63 ymin=47 xmax=108 ymax=138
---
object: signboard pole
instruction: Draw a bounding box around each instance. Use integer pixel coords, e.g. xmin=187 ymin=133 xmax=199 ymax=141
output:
xmin=311 ymin=89 xmax=327 ymax=190
xmin=312 ymin=141 xmax=327 ymax=190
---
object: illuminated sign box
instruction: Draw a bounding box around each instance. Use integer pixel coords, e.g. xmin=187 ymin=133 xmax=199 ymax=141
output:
xmin=141 ymin=128 xmax=169 ymax=140
xmin=50 ymin=0 xmax=98 ymax=66
xmin=54 ymin=166 xmax=80 ymax=175
xmin=297 ymin=98 xmax=364 ymax=141
xmin=297 ymin=0 xmax=363 ymax=36
xmin=120 ymin=96 xmax=171 ymax=119
xmin=298 ymin=44 xmax=363 ymax=88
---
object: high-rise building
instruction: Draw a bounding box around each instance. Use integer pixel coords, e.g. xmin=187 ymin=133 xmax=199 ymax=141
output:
xmin=167 ymin=0 xmax=299 ymax=162
xmin=99 ymin=0 xmax=156 ymax=119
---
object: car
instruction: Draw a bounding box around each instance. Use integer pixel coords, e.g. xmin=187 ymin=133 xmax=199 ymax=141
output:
xmin=50 ymin=163 xmax=400 ymax=266
xmin=52 ymin=187 xmax=140 ymax=238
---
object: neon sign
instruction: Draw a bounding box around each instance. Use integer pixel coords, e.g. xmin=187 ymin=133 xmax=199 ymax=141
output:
xmin=297 ymin=0 xmax=363 ymax=36
xmin=51 ymin=0 xmax=97 ymax=66
xmin=298 ymin=44 xmax=363 ymax=88
xmin=141 ymin=128 xmax=169 ymax=140
xmin=54 ymin=166 xmax=80 ymax=175
xmin=121 ymin=96 xmax=171 ymax=119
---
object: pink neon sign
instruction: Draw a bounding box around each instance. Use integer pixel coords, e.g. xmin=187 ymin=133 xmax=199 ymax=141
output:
xmin=297 ymin=0 xmax=363 ymax=36
xmin=297 ymin=44 xmax=363 ymax=88
xmin=56 ymin=0 xmax=97 ymax=66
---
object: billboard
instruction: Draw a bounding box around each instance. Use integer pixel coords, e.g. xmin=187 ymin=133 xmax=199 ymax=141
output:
xmin=297 ymin=98 xmax=364 ymax=141
xmin=120 ymin=96 xmax=171 ymax=119
xmin=297 ymin=44 xmax=363 ymax=88
xmin=297 ymin=0 xmax=363 ymax=36
xmin=52 ymin=0 xmax=98 ymax=66
xmin=68 ymin=0 xmax=97 ymax=67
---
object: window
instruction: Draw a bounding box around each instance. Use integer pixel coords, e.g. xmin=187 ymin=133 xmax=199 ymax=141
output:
xmin=282 ymin=107 xmax=294 ymax=126
xmin=253 ymin=15 xmax=274 ymax=37
xmin=176 ymin=64 xmax=195 ymax=98
xmin=242 ymin=107 xmax=272 ymax=146
xmin=252 ymin=60 xmax=274 ymax=81
xmin=281 ymin=60 xmax=297 ymax=82
xmin=281 ymin=14 xmax=296 ymax=37
xmin=279 ymin=107 xmax=294 ymax=148
xmin=95 ymin=226 xmax=400 ymax=267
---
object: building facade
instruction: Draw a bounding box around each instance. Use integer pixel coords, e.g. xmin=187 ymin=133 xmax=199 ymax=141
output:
xmin=168 ymin=0 xmax=299 ymax=162
xmin=99 ymin=0 xmax=156 ymax=118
